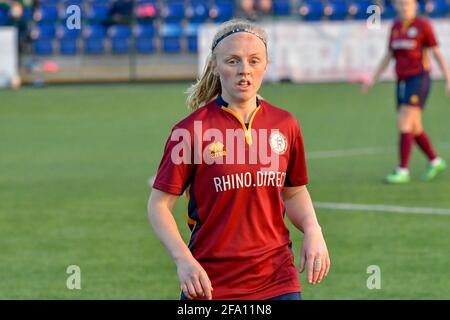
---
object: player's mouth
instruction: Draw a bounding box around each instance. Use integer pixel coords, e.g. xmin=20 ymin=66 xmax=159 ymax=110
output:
xmin=236 ymin=79 xmax=251 ymax=90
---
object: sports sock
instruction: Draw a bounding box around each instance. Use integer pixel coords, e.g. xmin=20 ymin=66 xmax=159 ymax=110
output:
xmin=415 ymin=131 xmax=437 ymax=161
xmin=399 ymin=132 xmax=414 ymax=169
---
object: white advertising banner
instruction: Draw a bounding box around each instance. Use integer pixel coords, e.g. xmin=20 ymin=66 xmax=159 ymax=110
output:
xmin=0 ymin=27 xmax=18 ymax=88
xmin=198 ymin=19 xmax=450 ymax=83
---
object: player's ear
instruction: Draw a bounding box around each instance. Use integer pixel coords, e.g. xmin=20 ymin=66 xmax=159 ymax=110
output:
xmin=210 ymin=59 xmax=218 ymax=76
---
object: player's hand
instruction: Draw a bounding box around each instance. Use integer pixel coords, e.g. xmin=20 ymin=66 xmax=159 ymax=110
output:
xmin=361 ymin=78 xmax=374 ymax=95
xmin=299 ymin=226 xmax=330 ymax=285
xmin=176 ymin=255 xmax=213 ymax=300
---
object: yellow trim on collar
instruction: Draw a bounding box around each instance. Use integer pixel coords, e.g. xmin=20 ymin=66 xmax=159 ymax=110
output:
xmin=220 ymin=105 xmax=261 ymax=145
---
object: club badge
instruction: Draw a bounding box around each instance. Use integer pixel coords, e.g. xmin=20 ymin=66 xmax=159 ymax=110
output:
xmin=269 ymin=131 xmax=287 ymax=155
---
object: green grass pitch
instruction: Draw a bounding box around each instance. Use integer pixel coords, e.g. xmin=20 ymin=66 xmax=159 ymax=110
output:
xmin=0 ymin=81 xmax=449 ymax=299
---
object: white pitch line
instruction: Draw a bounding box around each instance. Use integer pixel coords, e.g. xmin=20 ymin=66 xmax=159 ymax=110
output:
xmin=315 ymin=202 xmax=450 ymax=216
xmin=307 ymin=147 xmax=389 ymax=159
xmin=307 ymin=142 xmax=450 ymax=160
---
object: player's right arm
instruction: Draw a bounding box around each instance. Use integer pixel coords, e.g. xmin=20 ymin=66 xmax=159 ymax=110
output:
xmin=148 ymin=188 xmax=213 ymax=300
xmin=362 ymin=50 xmax=393 ymax=95
xmin=430 ymin=46 xmax=450 ymax=96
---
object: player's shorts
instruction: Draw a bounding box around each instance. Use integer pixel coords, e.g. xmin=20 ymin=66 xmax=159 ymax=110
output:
xmin=396 ymin=72 xmax=431 ymax=109
xmin=179 ymin=291 xmax=302 ymax=300
xmin=270 ymin=292 xmax=302 ymax=300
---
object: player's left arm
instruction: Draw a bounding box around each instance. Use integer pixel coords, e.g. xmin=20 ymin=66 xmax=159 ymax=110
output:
xmin=282 ymin=185 xmax=330 ymax=285
xmin=430 ymin=46 xmax=450 ymax=96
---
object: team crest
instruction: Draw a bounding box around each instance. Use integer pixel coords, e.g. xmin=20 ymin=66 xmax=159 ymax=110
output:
xmin=209 ymin=141 xmax=227 ymax=158
xmin=269 ymin=131 xmax=287 ymax=155
xmin=407 ymin=27 xmax=417 ymax=38
xmin=410 ymin=95 xmax=419 ymax=104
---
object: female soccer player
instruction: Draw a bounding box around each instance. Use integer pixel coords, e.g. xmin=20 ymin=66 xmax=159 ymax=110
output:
xmin=363 ymin=0 xmax=450 ymax=183
xmin=147 ymin=19 xmax=330 ymax=300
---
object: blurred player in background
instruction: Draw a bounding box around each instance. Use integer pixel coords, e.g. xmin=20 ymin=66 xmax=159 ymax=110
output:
xmin=363 ymin=0 xmax=450 ymax=183
xmin=148 ymin=19 xmax=330 ymax=300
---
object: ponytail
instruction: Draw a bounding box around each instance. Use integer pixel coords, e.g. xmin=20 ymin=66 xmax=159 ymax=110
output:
xmin=185 ymin=54 xmax=221 ymax=111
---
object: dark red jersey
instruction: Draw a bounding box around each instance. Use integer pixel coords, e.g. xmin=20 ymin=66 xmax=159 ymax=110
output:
xmin=389 ymin=17 xmax=438 ymax=80
xmin=153 ymin=96 xmax=308 ymax=299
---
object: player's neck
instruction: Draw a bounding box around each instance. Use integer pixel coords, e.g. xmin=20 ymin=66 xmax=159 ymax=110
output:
xmin=220 ymin=95 xmax=258 ymax=123
xmin=400 ymin=14 xmax=416 ymax=22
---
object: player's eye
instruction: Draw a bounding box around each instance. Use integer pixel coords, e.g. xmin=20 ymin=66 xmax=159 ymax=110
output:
xmin=250 ymin=58 xmax=260 ymax=65
xmin=227 ymin=59 xmax=238 ymax=65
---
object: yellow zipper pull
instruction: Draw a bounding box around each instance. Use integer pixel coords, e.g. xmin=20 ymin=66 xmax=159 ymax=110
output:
xmin=245 ymin=130 xmax=252 ymax=145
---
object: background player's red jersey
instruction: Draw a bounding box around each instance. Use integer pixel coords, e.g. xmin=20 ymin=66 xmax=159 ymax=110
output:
xmin=153 ymin=97 xmax=308 ymax=299
xmin=389 ymin=17 xmax=438 ymax=80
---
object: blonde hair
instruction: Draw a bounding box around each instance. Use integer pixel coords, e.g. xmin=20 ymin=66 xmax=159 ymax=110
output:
xmin=185 ymin=19 xmax=268 ymax=111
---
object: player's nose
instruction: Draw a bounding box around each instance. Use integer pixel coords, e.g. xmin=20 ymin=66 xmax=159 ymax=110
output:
xmin=238 ymin=61 xmax=251 ymax=75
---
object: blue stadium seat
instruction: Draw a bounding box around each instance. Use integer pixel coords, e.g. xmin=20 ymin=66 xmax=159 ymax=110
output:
xmin=33 ymin=38 xmax=54 ymax=55
xmin=425 ymin=0 xmax=450 ymax=17
xmin=34 ymin=5 xmax=59 ymax=23
xmin=135 ymin=23 xmax=156 ymax=37
xmin=136 ymin=0 xmax=158 ymax=4
xmin=62 ymin=0 xmax=84 ymax=6
xmin=418 ymin=0 xmax=426 ymax=14
xmin=272 ymin=0 xmax=291 ymax=16
xmin=111 ymin=38 xmax=130 ymax=54
xmin=88 ymin=0 xmax=113 ymax=4
xmin=325 ymin=0 xmax=349 ymax=20
xmin=59 ymin=38 xmax=79 ymax=55
xmin=86 ymin=3 xmax=111 ymax=22
xmin=109 ymin=25 xmax=132 ymax=54
xmin=30 ymin=23 xmax=55 ymax=55
xmin=184 ymin=23 xmax=201 ymax=53
xmin=39 ymin=0 xmax=59 ymax=5
xmin=162 ymin=1 xmax=185 ymax=22
xmin=210 ymin=1 xmax=234 ymax=22
xmin=160 ymin=23 xmax=183 ymax=53
xmin=299 ymin=0 xmax=325 ymax=21
xmin=348 ymin=0 xmax=372 ymax=20
xmin=83 ymin=24 xmax=107 ymax=38
xmin=109 ymin=24 xmax=132 ymax=38
xmin=135 ymin=37 xmax=155 ymax=54
xmin=23 ymin=7 xmax=33 ymax=22
xmin=136 ymin=0 xmax=159 ymax=6
xmin=57 ymin=24 xmax=81 ymax=39
xmin=84 ymin=38 xmax=106 ymax=54
xmin=0 ymin=8 xmax=8 ymax=26
xmin=57 ymin=23 xmax=80 ymax=55
xmin=34 ymin=23 xmax=57 ymax=39
xmin=135 ymin=24 xmax=156 ymax=54
xmin=83 ymin=24 xmax=106 ymax=54
xmin=381 ymin=2 xmax=396 ymax=19
xmin=187 ymin=0 xmax=209 ymax=23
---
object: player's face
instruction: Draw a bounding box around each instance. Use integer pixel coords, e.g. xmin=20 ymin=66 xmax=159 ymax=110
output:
xmin=395 ymin=0 xmax=417 ymax=20
xmin=212 ymin=32 xmax=267 ymax=105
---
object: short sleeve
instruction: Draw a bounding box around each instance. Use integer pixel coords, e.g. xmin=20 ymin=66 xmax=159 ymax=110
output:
xmin=284 ymin=123 xmax=308 ymax=187
xmin=152 ymin=126 xmax=195 ymax=195
xmin=423 ymin=20 xmax=438 ymax=47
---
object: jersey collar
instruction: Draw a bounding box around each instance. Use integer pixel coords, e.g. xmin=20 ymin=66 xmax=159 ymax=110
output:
xmin=215 ymin=95 xmax=262 ymax=146
xmin=215 ymin=95 xmax=261 ymax=108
